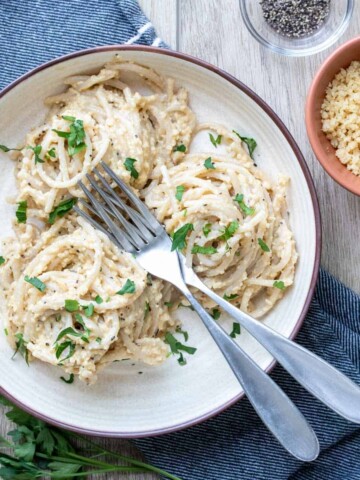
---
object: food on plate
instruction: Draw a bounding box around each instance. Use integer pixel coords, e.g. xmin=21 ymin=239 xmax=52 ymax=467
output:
xmin=0 ymin=58 xmax=297 ymax=383
xmin=321 ymin=60 xmax=360 ymax=176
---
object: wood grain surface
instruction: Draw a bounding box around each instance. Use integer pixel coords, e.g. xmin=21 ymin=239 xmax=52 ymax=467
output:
xmin=1 ymin=1 xmax=359 ymax=479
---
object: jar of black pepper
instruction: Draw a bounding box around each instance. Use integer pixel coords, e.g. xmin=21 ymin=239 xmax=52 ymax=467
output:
xmin=240 ymin=0 xmax=354 ymax=56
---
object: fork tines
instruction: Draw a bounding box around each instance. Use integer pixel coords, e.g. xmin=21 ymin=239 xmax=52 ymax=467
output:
xmin=74 ymin=162 xmax=163 ymax=252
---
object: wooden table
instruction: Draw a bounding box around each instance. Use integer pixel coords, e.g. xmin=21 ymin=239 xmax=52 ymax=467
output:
xmin=1 ymin=2 xmax=359 ymax=478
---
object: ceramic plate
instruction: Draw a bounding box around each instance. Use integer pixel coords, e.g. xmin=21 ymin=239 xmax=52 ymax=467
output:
xmin=0 ymin=46 xmax=321 ymax=437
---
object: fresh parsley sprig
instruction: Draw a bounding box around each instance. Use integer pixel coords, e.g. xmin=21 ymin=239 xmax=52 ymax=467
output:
xmin=124 ymin=157 xmax=139 ymax=179
xmin=173 ymin=144 xmax=186 ymax=153
xmin=209 ymin=133 xmax=222 ymax=148
xmin=52 ymin=116 xmax=86 ymax=157
xmin=191 ymin=244 xmax=217 ymax=255
xmin=171 ymin=223 xmax=194 ymax=251
xmin=165 ymin=332 xmax=197 ymax=366
xmin=116 ymin=279 xmax=136 ymax=295
xmin=48 ymin=197 xmax=77 ymax=224
xmin=204 ymin=157 xmax=215 ymax=169
xmin=0 ymin=395 xmax=182 ymax=479
xmin=234 ymin=194 xmax=255 ymax=216
xmin=15 ymin=201 xmax=27 ymax=224
xmin=233 ymin=130 xmax=257 ymax=159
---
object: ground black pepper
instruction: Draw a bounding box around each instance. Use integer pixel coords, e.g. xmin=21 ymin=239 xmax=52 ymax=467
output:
xmin=260 ymin=0 xmax=331 ymax=38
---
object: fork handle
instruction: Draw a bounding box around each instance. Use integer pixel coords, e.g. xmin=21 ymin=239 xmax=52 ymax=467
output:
xmin=180 ymin=287 xmax=319 ymax=461
xmin=188 ymin=278 xmax=360 ymax=424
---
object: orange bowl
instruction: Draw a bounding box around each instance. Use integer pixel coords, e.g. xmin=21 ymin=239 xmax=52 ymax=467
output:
xmin=306 ymin=36 xmax=360 ymax=196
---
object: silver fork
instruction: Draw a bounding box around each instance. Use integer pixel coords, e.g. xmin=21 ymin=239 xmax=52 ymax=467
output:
xmin=75 ymin=162 xmax=358 ymax=458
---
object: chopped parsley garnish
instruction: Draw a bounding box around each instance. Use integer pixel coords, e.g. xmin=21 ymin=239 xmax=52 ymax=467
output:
xmin=82 ymin=303 xmax=94 ymax=318
xmin=273 ymin=280 xmax=286 ymax=290
xmin=175 ymin=326 xmax=189 ymax=342
xmin=171 ymin=223 xmax=194 ymax=251
xmin=47 ymin=147 xmax=56 ymax=158
xmin=230 ymin=322 xmax=241 ymax=338
xmin=74 ymin=314 xmax=90 ymax=342
xmin=144 ymin=301 xmax=150 ymax=319
xmin=55 ymin=327 xmax=83 ymax=344
xmin=234 ymin=194 xmax=255 ymax=216
xmin=191 ymin=244 xmax=218 ymax=255
xmin=173 ymin=144 xmax=186 ymax=153
xmin=203 ymin=223 xmax=212 ymax=237
xmin=12 ymin=333 xmax=29 ymax=365
xmin=175 ymin=185 xmax=185 ymax=202
xmin=16 ymin=200 xmax=27 ymax=224
xmin=223 ymin=293 xmax=238 ymax=301
xmin=258 ymin=238 xmax=270 ymax=252
xmin=60 ymin=373 xmax=74 ymax=384
xmin=27 ymin=145 xmax=43 ymax=164
xmin=53 ymin=116 xmax=86 ymax=157
xmin=165 ymin=332 xmax=197 ymax=366
xmin=24 ymin=275 xmax=46 ymax=292
xmin=209 ymin=133 xmax=222 ymax=148
xmin=164 ymin=301 xmax=173 ymax=308
xmin=204 ymin=157 xmax=215 ymax=169
xmin=4 ymin=327 xmax=8 ymax=336
xmin=116 ymin=279 xmax=136 ymax=295
xmin=0 ymin=144 xmax=22 ymax=152
xmin=94 ymin=295 xmax=103 ymax=304
xmin=65 ymin=299 xmax=80 ymax=312
xmin=55 ymin=340 xmax=75 ymax=362
xmin=220 ymin=221 xmax=239 ymax=242
xmin=124 ymin=157 xmax=139 ymax=179
xmin=211 ymin=308 xmax=221 ymax=320
xmin=48 ymin=197 xmax=77 ymax=224
xmin=0 ymin=256 xmax=5 ymax=265
xmin=96 ymin=337 xmax=102 ymax=344
xmin=233 ymin=130 xmax=257 ymax=159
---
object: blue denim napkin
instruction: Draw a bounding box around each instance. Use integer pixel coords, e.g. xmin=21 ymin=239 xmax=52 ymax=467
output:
xmin=1 ymin=2 xmax=359 ymax=479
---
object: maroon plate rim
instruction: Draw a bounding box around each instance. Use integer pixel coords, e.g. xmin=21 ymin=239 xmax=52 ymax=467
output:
xmin=0 ymin=45 xmax=322 ymax=438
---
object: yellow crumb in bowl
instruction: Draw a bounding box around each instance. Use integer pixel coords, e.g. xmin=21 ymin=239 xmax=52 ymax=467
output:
xmin=321 ymin=60 xmax=360 ymax=177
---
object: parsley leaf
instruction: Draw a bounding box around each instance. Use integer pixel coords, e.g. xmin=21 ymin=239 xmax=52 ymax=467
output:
xmin=211 ymin=308 xmax=221 ymax=320
xmin=173 ymin=144 xmax=186 ymax=153
xmin=55 ymin=327 xmax=83 ymax=344
xmin=0 ymin=145 xmax=22 ymax=152
xmin=48 ymin=197 xmax=77 ymax=224
xmin=0 ymin=256 xmax=5 ymax=265
xmin=27 ymin=145 xmax=43 ymax=164
xmin=203 ymin=223 xmax=212 ymax=237
xmin=230 ymin=322 xmax=241 ymax=338
xmin=24 ymin=275 xmax=46 ymax=292
xmin=191 ymin=244 xmax=218 ymax=254
xmin=258 ymin=238 xmax=270 ymax=252
xmin=273 ymin=280 xmax=286 ymax=290
xmin=60 ymin=373 xmax=74 ymax=384
xmin=224 ymin=293 xmax=238 ymax=301
xmin=82 ymin=303 xmax=94 ymax=317
xmin=16 ymin=201 xmax=27 ymax=224
xmin=94 ymin=295 xmax=103 ymax=304
xmin=164 ymin=301 xmax=173 ymax=307
xmin=204 ymin=157 xmax=215 ymax=169
xmin=171 ymin=223 xmax=194 ymax=251
xmin=65 ymin=299 xmax=79 ymax=312
xmin=124 ymin=157 xmax=139 ymax=179
xmin=53 ymin=116 xmax=86 ymax=157
xmin=116 ymin=279 xmax=136 ymax=295
xmin=220 ymin=221 xmax=239 ymax=242
xmin=55 ymin=341 xmax=75 ymax=362
xmin=12 ymin=333 xmax=29 ymax=365
xmin=233 ymin=130 xmax=257 ymax=159
xmin=234 ymin=193 xmax=255 ymax=216
xmin=175 ymin=185 xmax=185 ymax=201
xmin=165 ymin=332 xmax=197 ymax=361
xmin=176 ymin=326 xmax=189 ymax=342
xmin=209 ymin=133 xmax=222 ymax=148
xmin=47 ymin=147 xmax=56 ymax=158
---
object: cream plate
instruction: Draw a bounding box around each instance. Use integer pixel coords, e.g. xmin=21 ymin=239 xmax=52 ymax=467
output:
xmin=0 ymin=46 xmax=321 ymax=437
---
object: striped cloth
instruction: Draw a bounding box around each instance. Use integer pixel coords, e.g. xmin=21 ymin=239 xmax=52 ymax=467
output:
xmin=0 ymin=2 xmax=359 ymax=479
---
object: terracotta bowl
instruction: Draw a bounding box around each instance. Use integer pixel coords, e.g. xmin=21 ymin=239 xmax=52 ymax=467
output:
xmin=306 ymin=36 xmax=360 ymax=196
